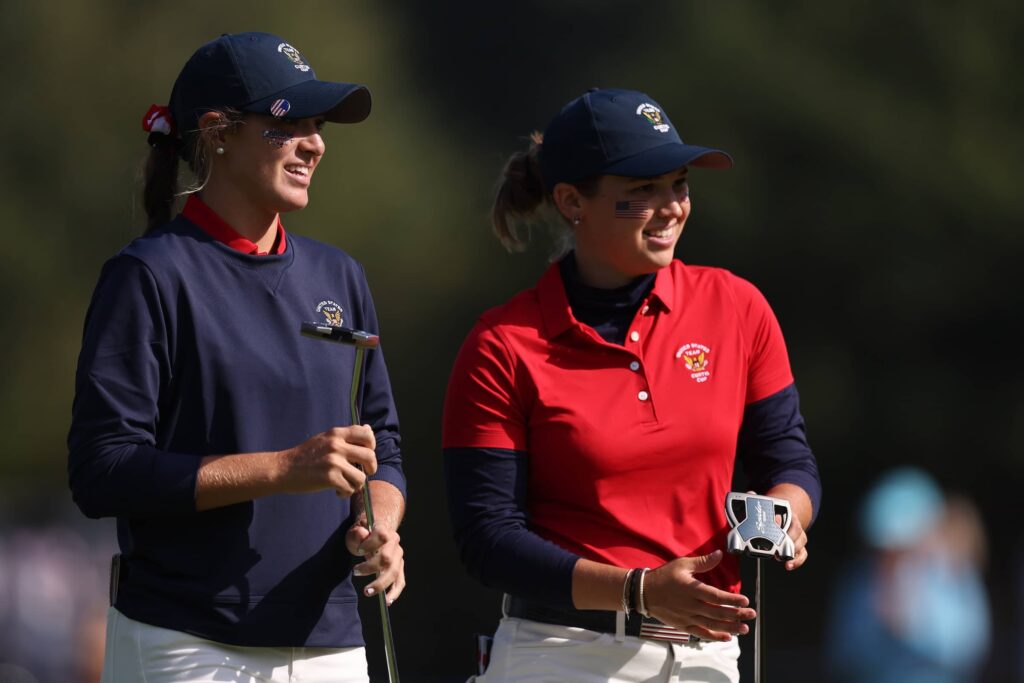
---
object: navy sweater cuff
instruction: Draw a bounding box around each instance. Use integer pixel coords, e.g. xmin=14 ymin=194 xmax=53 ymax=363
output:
xmin=69 ymin=443 xmax=203 ymax=519
xmin=369 ymin=463 xmax=407 ymax=501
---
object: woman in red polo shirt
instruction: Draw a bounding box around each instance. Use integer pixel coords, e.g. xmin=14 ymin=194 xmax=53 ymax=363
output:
xmin=442 ymin=88 xmax=821 ymax=682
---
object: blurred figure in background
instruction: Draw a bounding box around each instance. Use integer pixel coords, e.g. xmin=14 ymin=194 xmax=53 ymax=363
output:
xmin=825 ymin=467 xmax=991 ymax=683
xmin=0 ymin=508 xmax=114 ymax=682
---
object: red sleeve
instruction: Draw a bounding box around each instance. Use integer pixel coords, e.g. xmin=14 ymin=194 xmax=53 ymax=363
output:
xmin=730 ymin=276 xmax=794 ymax=405
xmin=442 ymin=320 xmax=528 ymax=450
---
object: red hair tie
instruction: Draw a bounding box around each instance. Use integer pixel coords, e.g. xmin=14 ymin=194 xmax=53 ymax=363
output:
xmin=142 ymin=104 xmax=175 ymax=136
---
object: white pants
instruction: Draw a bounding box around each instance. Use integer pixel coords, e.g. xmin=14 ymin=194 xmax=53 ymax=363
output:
xmin=101 ymin=607 xmax=369 ymax=683
xmin=477 ymin=617 xmax=740 ymax=683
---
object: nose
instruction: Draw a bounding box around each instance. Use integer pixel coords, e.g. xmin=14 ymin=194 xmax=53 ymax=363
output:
xmin=298 ymin=132 xmax=325 ymax=157
xmin=296 ymin=122 xmax=326 ymax=157
xmin=657 ymin=186 xmax=686 ymax=220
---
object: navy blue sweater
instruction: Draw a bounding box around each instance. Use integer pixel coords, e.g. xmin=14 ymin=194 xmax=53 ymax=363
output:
xmin=68 ymin=215 xmax=405 ymax=647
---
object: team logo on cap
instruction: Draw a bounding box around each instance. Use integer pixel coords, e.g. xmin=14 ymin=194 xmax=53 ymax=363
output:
xmin=636 ymin=103 xmax=670 ymax=133
xmin=277 ymin=43 xmax=311 ymax=72
xmin=270 ymin=99 xmax=291 ymax=117
xmin=675 ymin=342 xmax=711 ymax=383
xmin=316 ymin=300 xmax=344 ymax=327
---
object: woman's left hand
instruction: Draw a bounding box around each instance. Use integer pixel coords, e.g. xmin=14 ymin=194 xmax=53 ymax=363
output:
xmin=758 ymin=484 xmax=812 ymax=571
xmin=782 ymin=510 xmax=808 ymax=571
xmin=346 ymin=520 xmax=406 ymax=605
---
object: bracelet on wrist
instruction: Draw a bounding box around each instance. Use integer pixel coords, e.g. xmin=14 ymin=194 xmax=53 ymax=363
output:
xmin=637 ymin=567 xmax=651 ymax=617
xmin=620 ymin=568 xmax=634 ymax=614
xmin=627 ymin=566 xmax=644 ymax=614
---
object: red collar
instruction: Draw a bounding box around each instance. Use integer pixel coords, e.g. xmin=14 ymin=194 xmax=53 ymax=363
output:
xmin=182 ymin=195 xmax=287 ymax=256
xmin=538 ymin=259 xmax=676 ymax=338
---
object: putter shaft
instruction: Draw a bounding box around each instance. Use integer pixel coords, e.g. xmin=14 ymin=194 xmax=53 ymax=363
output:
xmin=350 ymin=346 xmax=400 ymax=683
xmin=755 ymin=557 xmax=763 ymax=683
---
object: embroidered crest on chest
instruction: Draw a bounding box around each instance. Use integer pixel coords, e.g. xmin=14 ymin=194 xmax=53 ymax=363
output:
xmin=315 ymin=300 xmax=344 ymax=327
xmin=674 ymin=342 xmax=712 ymax=383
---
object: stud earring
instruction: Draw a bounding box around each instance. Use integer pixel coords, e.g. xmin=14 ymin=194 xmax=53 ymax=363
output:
xmin=216 ymin=147 xmax=225 ymax=155
xmin=572 ymin=215 xmax=581 ymax=225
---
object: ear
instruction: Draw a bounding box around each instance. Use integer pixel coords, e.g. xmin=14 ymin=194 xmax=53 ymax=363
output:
xmin=551 ymin=182 xmax=586 ymax=223
xmin=197 ymin=111 xmax=234 ymax=149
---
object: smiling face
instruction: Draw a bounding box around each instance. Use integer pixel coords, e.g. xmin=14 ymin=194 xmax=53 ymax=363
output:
xmin=563 ymin=167 xmax=691 ymax=288
xmin=215 ymin=113 xmax=327 ymax=215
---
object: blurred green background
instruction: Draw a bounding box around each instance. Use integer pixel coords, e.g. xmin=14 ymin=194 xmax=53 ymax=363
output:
xmin=1 ymin=1 xmax=1021 ymax=681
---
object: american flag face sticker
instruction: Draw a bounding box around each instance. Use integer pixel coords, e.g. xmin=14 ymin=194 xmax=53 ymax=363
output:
xmin=262 ymin=129 xmax=294 ymax=148
xmin=615 ymin=200 xmax=649 ymax=218
xmin=270 ymin=99 xmax=291 ymax=117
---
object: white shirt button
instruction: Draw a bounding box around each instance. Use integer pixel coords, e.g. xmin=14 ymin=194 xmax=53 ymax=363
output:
xmin=638 ymin=390 xmax=649 ymax=401
xmin=629 ymin=331 xmax=640 ymax=342
xmin=641 ymin=305 xmax=650 ymax=314
xmin=629 ymin=361 xmax=640 ymax=371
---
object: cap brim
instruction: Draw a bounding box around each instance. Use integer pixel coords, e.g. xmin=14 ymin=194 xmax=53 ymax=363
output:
xmin=246 ymin=81 xmax=371 ymax=123
xmin=603 ymin=142 xmax=733 ymax=178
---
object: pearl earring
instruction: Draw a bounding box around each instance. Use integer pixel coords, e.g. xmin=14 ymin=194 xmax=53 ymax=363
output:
xmin=216 ymin=147 xmax=225 ymax=155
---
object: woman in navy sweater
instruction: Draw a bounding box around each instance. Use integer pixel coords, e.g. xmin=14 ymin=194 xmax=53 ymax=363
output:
xmin=68 ymin=32 xmax=405 ymax=682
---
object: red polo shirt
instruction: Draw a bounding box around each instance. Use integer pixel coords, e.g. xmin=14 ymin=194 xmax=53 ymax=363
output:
xmin=182 ymin=195 xmax=287 ymax=256
xmin=442 ymin=259 xmax=793 ymax=591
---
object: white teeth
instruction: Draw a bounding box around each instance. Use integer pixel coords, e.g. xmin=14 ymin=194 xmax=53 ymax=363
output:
xmin=644 ymin=229 xmax=672 ymax=239
xmin=286 ymin=166 xmax=308 ymax=175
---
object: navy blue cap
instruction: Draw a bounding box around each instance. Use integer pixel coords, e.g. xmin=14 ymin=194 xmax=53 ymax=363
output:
xmin=539 ymin=88 xmax=732 ymax=192
xmin=168 ymin=32 xmax=371 ymax=138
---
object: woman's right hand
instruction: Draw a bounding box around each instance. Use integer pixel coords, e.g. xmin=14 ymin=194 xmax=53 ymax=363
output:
xmin=277 ymin=425 xmax=378 ymax=498
xmin=643 ymin=550 xmax=756 ymax=642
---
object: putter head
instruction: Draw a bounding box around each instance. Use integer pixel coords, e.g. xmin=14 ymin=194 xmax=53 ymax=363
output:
xmin=300 ymin=322 xmax=380 ymax=349
xmin=725 ymin=492 xmax=795 ymax=560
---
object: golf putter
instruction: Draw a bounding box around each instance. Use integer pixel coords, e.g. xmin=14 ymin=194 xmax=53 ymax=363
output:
xmin=725 ymin=492 xmax=795 ymax=683
xmin=301 ymin=322 xmax=400 ymax=683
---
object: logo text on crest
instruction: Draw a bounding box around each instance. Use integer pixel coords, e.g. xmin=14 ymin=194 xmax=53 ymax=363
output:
xmin=636 ymin=103 xmax=670 ymax=133
xmin=277 ymin=43 xmax=311 ymax=72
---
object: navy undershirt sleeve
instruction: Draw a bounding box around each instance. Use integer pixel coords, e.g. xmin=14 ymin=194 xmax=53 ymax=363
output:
xmin=444 ymin=447 xmax=579 ymax=607
xmin=737 ymin=383 xmax=822 ymax=521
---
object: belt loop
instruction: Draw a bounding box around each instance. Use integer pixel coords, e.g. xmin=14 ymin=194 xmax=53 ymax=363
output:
xmin=615 ymin=610 xmax=626 ymax=642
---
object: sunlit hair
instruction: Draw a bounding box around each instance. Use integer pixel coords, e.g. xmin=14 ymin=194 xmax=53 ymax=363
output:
xmin=141 ymin=108 xmax=245 ymax=233
xmin=491 ymin=131 xmax=599 ymax=260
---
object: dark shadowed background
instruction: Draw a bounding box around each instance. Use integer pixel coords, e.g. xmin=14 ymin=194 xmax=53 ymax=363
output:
xmin=1 ymin=2 xmax=1021 ymax=681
